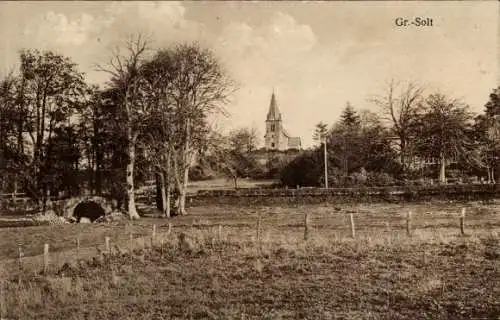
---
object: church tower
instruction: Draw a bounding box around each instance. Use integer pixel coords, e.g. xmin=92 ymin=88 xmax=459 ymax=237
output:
xmin=264 ymin=90 xmax=302 ymax=151
xmin=264 ymin=91 xmax=284 ymax=150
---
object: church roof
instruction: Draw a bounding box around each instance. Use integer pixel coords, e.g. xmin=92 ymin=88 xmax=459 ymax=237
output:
xmin=287 ymin=137 xmax=302 ymax=149
xmin=266 ymin=92 xmax=282 ymax=121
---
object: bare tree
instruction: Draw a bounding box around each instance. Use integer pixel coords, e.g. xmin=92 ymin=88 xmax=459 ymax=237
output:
xmin=96 ymin=35 xmax=151 ymax=220
xmin=370 ymin=79 xmax=425 ymax=178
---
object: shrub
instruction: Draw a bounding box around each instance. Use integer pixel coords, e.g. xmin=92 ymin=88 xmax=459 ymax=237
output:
xmin=350 ymin=168 xmax=368 ymax=186
xmin=280 ymin=150 xmax=322 ymax=188
xmin=189 ymin=165 xmax=214 ymax=181
xmin=365 ymin=171 xmax=398 ymax=186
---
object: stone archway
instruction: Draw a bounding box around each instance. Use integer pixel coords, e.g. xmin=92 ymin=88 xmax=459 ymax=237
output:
xmin=63 ymin=196 xmax=113 ymax=222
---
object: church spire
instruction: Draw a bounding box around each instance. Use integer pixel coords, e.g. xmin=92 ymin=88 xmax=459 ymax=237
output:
xmin=267 ymin=89 xmax=281 ymax=121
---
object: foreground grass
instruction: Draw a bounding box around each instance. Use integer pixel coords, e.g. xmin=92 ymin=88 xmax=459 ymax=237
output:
xmin=1 ymin=228 xmax=499 ymax=319
xmin=0 ymin=202 xmax=499 ymax=319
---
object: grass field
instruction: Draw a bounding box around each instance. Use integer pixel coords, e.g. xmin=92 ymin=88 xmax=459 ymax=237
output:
xmin=0 ymin=202 xmax=499 ymax=319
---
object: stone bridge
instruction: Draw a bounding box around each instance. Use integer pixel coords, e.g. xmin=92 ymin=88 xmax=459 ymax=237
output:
xmin=50 ymin=196 xmax=115 ymax=222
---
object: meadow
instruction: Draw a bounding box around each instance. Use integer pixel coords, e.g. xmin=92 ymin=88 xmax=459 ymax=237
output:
xmin=0 ymin=202 xmax=499 ymax=319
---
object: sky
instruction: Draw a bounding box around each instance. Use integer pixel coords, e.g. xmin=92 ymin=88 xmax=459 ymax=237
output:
xmin=0 ymin=1 xmax=498 ymax=148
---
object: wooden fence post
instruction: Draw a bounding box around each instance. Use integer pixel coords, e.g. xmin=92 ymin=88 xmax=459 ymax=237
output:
xmin=350 ymin=213 xmax=356 ymax=238
xmin=17 ymin=245 xmax=22 ymax=285
xmin=406 ymin=211 xmax=412 ymax=236
xmin=76 ymin=236 xmax=80 ymax=260
xmin=168 ymin=223 xmax=172 ymax=235
xmin=0 ymin=280 xmax=4 ymax=319
xmin=18 ymin=245 xmax=23 ymax=270
xmin=151 ymin=224 xmax=157 ymax=246
xmin=43 ymin=244 xmax=49 ymax=274
xmin=105 ymin=236 xmax=110 ymax=253
xmin=460 ymin=208 xmax=466 ymax=236
xmin=304 ymin=213 xmax=310 ymax=241
xmin=256 ymin=214 xmax=262 ymax=243
xmin=160 ymin=238 xmax=164 ymax=258
xmin=129 ymin=232 xmax=133 ymax=251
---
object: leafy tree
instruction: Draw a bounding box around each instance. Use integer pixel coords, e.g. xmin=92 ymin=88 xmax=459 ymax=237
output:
xmin=340 ymin=101 xmax=360 ymax=127
xmin=79 ymin=86 xmax=133 ymax=205
xmin=79 ymin=86 xmax=107 ymax=196
xmin=134 ymin=50 xmax=177 ymax=217
xmin=312 ymin=121 xmax=329 ymax=144
xmin=229 ymin=127 xmax=259 ymax=154
xmin=415 ymin=93 xmax=475 ymax=183
xmin=472 ymin=87 xmax=500 ymax=182
xmin=484 ymin=87 xmax=500 ymax=117
xmin=281 ymin=106 xmax=398 ymax=188
xmin=128 ymin=43 xmax=234 ymax=216
xmin=208 ymin=127 xmax=260 ymax=189
xmin=42 ymin=125 xmax=82 ymax=197
xmin=0 ymin=73 xmax=24 ymax=193
xmin=327 ymin=103 xmax=364 ymax=177
xmin=16 ymin=50 xmax=88 ymax=205
xmin=359 ymin=110 xmax=400 ymax=174
xmin=161 ymin=44 xmax=234 ymax=215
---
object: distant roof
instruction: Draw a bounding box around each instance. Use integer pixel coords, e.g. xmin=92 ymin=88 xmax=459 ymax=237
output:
xmin=287 ymin=137 xmax=301 ymax=148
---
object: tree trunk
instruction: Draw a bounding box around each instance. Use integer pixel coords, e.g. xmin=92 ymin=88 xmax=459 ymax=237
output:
xmin=159 ymin=171 xmax=168 ymax=217
xmin=439 ymin=153 xmax=446 ymax=184
xmin=155 ymin=172 xmax=163 ymax=211
xmin=156 ymin=153 xmax=172 ymax=218
xmin=175 ymin=119 xmax=191 ymax=216
xmin=126 ymin=129 xmax=140 ymax=220
xmin=176 ymin=166 xmax=189 ymax=215
xmin=400 ymin=139 xmax=407 ymax=178
xmin=95 ymin=149 xmax=103 ymax=195
xmin=233 ymin=176 xmax=238 ymax=189
xmin=165 ymin=173 xmax=171 ymax=218
xmin=164 ymin=151 xmax=172 ymax=218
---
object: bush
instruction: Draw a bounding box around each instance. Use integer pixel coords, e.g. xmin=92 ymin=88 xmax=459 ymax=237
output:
xmin=350 ymin=168 xmax=368 ymax=185
xmin=189 ymin=165 xmax=214 ymax=181
xmin=365 ymin=171 xmax=398 ymax=186
xmin=280 ymin=151 xmax=322 ymax=188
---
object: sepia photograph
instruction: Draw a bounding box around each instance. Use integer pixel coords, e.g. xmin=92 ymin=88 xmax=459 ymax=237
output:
xmin=0 ymin=1 xmax=498 ymax=319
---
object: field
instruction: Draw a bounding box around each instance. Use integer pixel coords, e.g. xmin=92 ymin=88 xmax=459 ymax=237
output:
xmin=0 ymin=202 xmax=499 ymax=319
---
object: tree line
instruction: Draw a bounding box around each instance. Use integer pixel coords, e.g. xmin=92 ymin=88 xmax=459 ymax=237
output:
xmin=281 ymin=80 xmax=500 ymax=188
xmin=1 ymin=37 xmax=499 ymax=216
xmin=0 ymin=36 xmax=233 ymax=219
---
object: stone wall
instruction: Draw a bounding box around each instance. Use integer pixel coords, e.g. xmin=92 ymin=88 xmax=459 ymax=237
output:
xmin=187 ymin=184 xmax=500 ymax=207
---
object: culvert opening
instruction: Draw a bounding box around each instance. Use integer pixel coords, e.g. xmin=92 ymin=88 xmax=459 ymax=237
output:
xmin=73 ymin=201 xmax=105 ymax=222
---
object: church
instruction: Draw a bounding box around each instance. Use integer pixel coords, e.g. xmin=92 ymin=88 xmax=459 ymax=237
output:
xmin=264 ymin=91 xmax=302 ymax=151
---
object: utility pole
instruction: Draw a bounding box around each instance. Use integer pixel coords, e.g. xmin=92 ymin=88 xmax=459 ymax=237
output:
xmin=323 ymin=135 xmax=328 ymax=189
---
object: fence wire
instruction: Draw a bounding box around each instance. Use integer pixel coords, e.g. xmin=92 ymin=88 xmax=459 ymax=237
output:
xmin=1 ymin=203 xmax=498 ymax=279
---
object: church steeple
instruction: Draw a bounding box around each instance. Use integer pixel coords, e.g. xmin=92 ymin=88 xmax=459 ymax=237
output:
xmin=266 ymin=90 xmax=282 ymax=121
xmin=264 ymin=89 xmax=302 ymax=151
